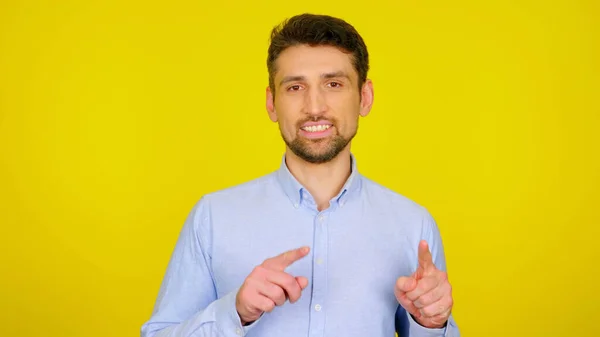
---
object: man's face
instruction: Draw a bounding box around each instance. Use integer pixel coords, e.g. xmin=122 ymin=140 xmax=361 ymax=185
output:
xmin=266 ymin=44 xmax=373 ymax=164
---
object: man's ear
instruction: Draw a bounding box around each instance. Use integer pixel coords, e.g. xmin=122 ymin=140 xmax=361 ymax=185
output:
xmin=359 ymin=79 xmax=374 ymax=117
xmin=266 ymin=86 xmax=277 ymax=122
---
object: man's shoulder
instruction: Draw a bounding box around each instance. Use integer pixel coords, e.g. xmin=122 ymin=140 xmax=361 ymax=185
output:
xmin=360 ymin=174 xmax=429 ymax=216
xmin=200 ymin=170 xmax=279 ymax=205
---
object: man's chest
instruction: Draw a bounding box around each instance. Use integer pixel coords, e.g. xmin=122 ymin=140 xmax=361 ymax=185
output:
xmin=208 ymin=207 xmax=418 ymax=299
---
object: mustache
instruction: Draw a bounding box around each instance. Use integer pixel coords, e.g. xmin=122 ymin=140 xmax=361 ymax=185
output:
xmin=296 ymin=116 xmax=336 ymax=126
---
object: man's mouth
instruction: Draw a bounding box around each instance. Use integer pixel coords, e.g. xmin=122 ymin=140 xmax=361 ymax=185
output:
xmin=300 ymin=124 xmax=332 ymax=133
xmin=298 ymin=121 xmax=334 ymax=139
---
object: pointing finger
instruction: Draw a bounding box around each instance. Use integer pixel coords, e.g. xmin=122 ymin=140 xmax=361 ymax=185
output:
xmin=263 ymin=246 xmax=310 ymax=271
xmin=418 ymin=240 xmax=435 ymax=274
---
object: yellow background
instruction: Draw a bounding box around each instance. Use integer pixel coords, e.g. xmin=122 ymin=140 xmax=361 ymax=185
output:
xmin=1 ymin=1 xmax=599 ymax=336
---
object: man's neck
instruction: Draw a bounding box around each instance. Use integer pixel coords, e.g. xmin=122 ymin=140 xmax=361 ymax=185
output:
xmin=284 ymin=148 xmax=352 ymax=211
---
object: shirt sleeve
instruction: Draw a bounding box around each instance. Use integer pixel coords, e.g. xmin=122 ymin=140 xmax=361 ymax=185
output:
xmin=405 ymin=311 xmax=460 ymax=337
xmin=140 ymin=197 xmax=261 ymax=337
xmin=395 ymin=207 xmax=461 ymax=337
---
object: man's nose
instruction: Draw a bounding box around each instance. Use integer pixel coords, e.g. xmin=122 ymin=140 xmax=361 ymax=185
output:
xmin=303 ymin=86 xmax=327 ymax=116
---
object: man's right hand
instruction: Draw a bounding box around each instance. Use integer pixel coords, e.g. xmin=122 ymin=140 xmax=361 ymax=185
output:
xmin=235 ymin=246 xmax=311 ymax=325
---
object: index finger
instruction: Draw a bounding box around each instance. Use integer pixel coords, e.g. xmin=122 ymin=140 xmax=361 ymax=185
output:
xmin=263 ymin=246 xmax=310 ymax=271
xmin=418 ymin=240 xmax=434 ymax=272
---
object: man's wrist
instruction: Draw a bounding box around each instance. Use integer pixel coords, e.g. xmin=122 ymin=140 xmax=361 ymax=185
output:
xmin=238 ymin=311 xmax=262 ymax=326
xmin=411 ymin=314 xmax=447 ymax=329
xmin=238 ymin=314 xmax=252 ymax=326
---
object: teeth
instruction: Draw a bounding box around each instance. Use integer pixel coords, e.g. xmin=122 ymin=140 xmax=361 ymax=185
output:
xmin=303 ymin=125 xmax=331 ymax=132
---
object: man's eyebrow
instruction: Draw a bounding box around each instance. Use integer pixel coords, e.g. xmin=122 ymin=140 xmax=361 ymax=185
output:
xmin=278 ymin=71 xmax=352 ymax=87
xmin=279 ymin=75 xmax=306 ymax=87
xmin=321 ymin=71 xmax=351 ymax=81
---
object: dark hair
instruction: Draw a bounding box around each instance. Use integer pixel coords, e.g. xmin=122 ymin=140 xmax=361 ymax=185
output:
xmin=267 ymin=13 xmax=369 ymax=95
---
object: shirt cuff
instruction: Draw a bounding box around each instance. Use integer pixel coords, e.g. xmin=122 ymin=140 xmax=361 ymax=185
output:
xmin=214 ymin=288 xmax=262 ymax=336
xmin=407 ymin=312 xmax=448 ymax=337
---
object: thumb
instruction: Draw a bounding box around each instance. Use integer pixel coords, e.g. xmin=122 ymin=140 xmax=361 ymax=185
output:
xmin=296 ymin=276 xmax=309 ymax=290
xmin=395 ymin=276 xmax=417 ymax=293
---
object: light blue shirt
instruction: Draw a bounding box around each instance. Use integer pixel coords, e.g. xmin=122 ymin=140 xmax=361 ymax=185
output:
xmin=141 ymin=154 xmax=460 ymax=337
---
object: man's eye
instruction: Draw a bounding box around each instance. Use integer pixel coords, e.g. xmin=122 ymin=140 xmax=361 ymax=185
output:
xmin=288 ymin=85 xmax=301 ymax=91
xmin=328 ymin=82 xmax=342 ymax=88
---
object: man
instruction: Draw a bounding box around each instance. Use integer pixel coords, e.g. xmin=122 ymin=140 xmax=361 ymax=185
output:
xmin=141 ymin=13 xmax=460 ymax=337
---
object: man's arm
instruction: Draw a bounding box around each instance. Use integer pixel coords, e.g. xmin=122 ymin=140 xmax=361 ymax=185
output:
xmin=141 ymin=197 xmax=257 ymax=337
xmin=394 ymin=208 xmax=461 ymax=337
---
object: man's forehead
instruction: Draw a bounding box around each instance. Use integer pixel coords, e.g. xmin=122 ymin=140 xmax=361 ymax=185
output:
xmin=273 ymin=45 xmax=357 ymax=81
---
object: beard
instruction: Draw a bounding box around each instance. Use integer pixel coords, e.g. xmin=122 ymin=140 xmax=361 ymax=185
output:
xmin=281 ymin=118 xmax=357 ymax=164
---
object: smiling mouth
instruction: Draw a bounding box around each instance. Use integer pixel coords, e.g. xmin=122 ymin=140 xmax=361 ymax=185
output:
xmin=300 ymin=124 xmax=332 ymax=133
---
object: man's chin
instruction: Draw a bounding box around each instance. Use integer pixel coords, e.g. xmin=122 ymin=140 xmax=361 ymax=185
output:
xmin=284 ymin=135 xmax=350 ymax=164
xmin=291 ymin=148 xmax=341 ymax=164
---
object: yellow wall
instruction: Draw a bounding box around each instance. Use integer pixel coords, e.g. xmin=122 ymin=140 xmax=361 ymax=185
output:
xmin=1 ymin=1 xmax=598 ymax=336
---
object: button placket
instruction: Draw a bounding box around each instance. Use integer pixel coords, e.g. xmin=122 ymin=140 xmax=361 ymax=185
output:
xmin=308 ymin=211 xmax=328 ymax=337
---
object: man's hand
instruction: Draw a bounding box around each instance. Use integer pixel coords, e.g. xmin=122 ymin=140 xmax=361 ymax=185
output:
xmin=394 ymin=240 xmax=453 ymax=329
xmin=236 ymin=246 xmax=310 ymax=325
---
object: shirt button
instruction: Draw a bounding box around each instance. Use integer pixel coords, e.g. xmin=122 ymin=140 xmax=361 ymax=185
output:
xmin=316 ymin=258 xmax=323 ymax=265
xmin=318 ymin=214 xmax=325 ymax=221
xmin=235 ymin=328 xmax=242 ymax=335
xmin=293 ymin=203 xmax=299 ymax=208
xmin=314 ymin=304 xmax=322 ymax=311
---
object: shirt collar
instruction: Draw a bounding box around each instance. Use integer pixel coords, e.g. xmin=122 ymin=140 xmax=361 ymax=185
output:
xmin=276 ymin=152 xmax=362 ymax=208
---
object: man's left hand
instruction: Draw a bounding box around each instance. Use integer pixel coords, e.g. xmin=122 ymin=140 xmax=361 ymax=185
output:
xmin=394 ymin=240 xmax=453 ymax=329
